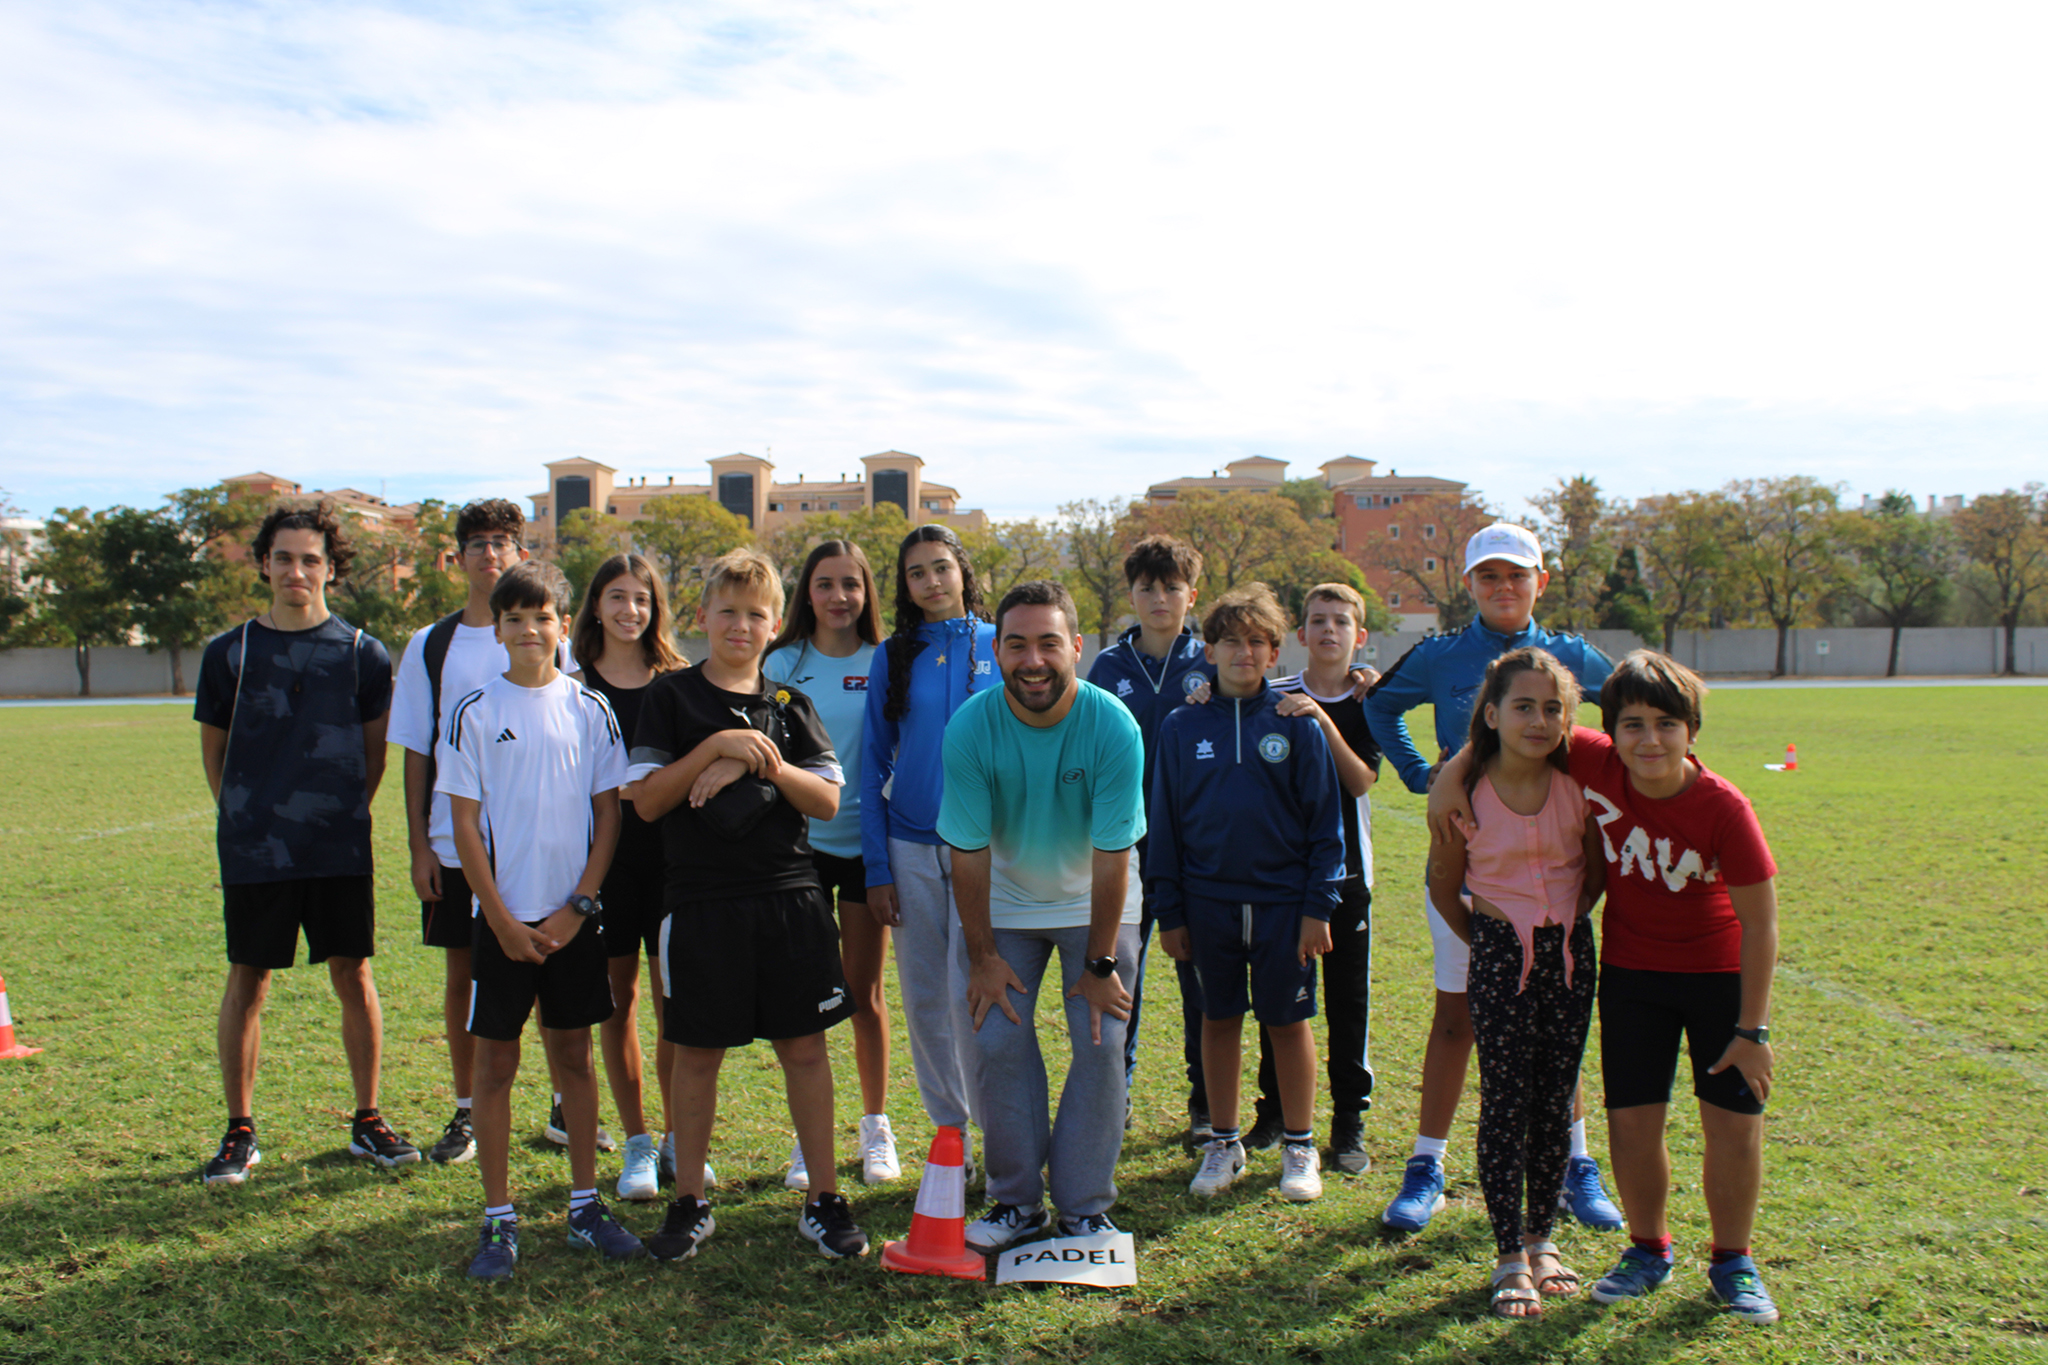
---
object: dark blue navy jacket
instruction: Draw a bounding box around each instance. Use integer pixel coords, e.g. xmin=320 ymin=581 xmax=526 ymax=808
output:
xmin=1147 ymin=681 xmax=1345 ymax=930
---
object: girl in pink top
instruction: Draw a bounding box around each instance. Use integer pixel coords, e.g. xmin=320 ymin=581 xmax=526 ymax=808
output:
xmin=1428 ymin=647 xmax=1605 ymax=1319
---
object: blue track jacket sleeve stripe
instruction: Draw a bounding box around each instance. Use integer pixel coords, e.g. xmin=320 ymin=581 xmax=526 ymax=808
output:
xmin=1147 ymin=717 xmax=1187 ymax=932
xmin=1298 ymin=721 xmax=1344 ymax=920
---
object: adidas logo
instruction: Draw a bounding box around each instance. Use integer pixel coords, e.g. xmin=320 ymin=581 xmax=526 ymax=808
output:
xmin=495 ymin=728 xmax=517 ymax=743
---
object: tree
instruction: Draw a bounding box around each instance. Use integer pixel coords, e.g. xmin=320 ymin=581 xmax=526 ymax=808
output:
xmin=1838 ymin=492 xmax=1957 ymax=676
xmin=634 ymin=495 xmax=754 ymax=617
xmin=1594 ymin=544 xmax=1663 ymax=647
xmin=1723 ymin=476 xmax=1848 ymax=677
xmin=329 ymin=500 xmax=466 ymax=650
xmin=555 ymin=507 xmax=635 ymax=608
xmin=1278 ymin=476 xmax=1333 ymax=524
xmin=1356 ymin=491 xmax=1498 ymax=630
xmin=964 ymin=518 xmax=1066 ymax=607
xmin=1059 ymin=496 xmax=1145 ymax=648
xmin=1621 ymin=491 xmax=1732 ymax=651
xmin=166 ymin=483 xmax=269 ymax=639
xmin=100 ymin=506 xmax=211 ymax=694
xmin=30 ymin=508 xmax=127 ymax=696
xmin=1952 ymin=485 xmax=2048 ymax=676
xmin=0 ymin=489 xmax=35 ymax=645
xmin=1527 ymin=475 xmax=1619 ymax=634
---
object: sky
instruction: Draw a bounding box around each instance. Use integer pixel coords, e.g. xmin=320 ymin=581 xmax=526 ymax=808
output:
xmin=3 ymin=0 xmax=2044 ymax=525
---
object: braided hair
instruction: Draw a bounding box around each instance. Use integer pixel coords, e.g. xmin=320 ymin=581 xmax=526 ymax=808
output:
xmin=882 ymin=524 xmax=987 ymax=723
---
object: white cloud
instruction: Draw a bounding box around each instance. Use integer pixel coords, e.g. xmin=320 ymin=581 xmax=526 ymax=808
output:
xmin=2 ymin=0 xmax=2043 ymax=524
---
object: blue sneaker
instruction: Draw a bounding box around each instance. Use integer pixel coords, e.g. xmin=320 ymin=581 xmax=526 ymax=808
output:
xmin=1708 ymin=1255 xmax=1781 ymax=1324
xmin=1380 ymin=1155 xmax=1446 ymax=1232
xmin=1559 ymin=1154 xmax=1624 ymax=1231
xmin=467 ymin=1217 xmax=518 ymax=1281
xmin=1590 ymin=1245 xmax=1674 ymax=1304
xmin=567 ymin=1197 xmax=647 ymax=1261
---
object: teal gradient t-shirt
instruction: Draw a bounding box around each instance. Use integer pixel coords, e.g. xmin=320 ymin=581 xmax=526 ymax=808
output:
xmin=937 ymin=680 xmax=1146 ymax=930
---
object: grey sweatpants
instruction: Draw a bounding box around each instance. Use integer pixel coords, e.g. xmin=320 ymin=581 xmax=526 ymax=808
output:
xmin=888 ymin=837 xmax=979 ymax=1131
xmin=974 ymin=921 xmax=1142 ymax=1219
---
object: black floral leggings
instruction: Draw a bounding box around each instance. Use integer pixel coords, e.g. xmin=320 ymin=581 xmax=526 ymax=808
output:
xmin=1468 ymin=913 xmax=1596 ymax=1258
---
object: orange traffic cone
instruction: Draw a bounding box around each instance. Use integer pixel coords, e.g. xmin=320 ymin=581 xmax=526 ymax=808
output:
xmin=0 ymin=976 xmax=43 ymax=1059
xmin=881 ymin=1125 xmax=986 ymax=1280
xmin=1783 ymin=744 xmax=1798 ymax=771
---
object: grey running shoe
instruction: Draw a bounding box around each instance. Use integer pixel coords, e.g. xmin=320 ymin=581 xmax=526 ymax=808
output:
xmin=965 ymin=1202 xmax=1047 ymax=1255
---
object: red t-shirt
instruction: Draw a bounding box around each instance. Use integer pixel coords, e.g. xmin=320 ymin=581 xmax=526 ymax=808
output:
xmin=1567 ymin=726 xmax=1777 ymax=973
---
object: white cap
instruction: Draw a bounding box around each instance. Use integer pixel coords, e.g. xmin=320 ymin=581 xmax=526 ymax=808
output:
xmin=1463 ymin=523 xmax=1544 ymax=575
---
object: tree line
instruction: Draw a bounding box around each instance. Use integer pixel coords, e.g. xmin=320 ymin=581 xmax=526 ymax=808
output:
xmin=4 ymin=472 xmax=2041 ymax=692
xmin=1360 ymin=476 xmax=2047 ymax=677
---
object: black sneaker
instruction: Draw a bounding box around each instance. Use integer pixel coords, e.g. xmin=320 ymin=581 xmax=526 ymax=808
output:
xmin=429 ymin=1108 xmax=475 ymax=1165
xmin=1243 ymin=1105 xmax=1284 ymax=1152
xmin=1330 ymin=1111 xmax=1370 ymax=1175
xmin=1184 ymin=1098 xmax=1213 ymax=1153
xmin=349 ymin=1115 xmax=422 ymax=1168
xmin=797 ymin=1190 xmax=870 ymax=1259
xmin=203 ymin=1124 xmax=261 ymax=1185
xmin=545 ymin=1100 xmax=616 ymax=1152
xmin=646 ymin=1196 xmax=715 ymax=1262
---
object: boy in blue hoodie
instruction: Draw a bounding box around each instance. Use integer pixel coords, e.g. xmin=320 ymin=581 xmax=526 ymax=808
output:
xmin=1153 ymin=583 xmax=1344 ymax=1203
xmin=1364 ymin=522 xmax=1621 ymax=1234
xmin=1084 ymin=534 xmax=1213 ymax=1125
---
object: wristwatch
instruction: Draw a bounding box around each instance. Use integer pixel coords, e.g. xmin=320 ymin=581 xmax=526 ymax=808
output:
xmin=1085 ymin=955 xmax=1119 ymax=980
xmin=567 ymin=894 xmax=602 ymax=919
xmin=1731 ymin=1024 xmax=1770 ymax=1045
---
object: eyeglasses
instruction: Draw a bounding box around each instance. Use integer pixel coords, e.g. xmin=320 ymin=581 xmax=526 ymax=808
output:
xmin=463 ymin=536 xmax=522 ymax=556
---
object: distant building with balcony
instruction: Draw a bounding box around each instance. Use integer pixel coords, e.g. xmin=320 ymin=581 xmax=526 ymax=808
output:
xmin=1146 ymin=455 xmax=1469 ymax=633
xmin=528 ymin=450 xmax=987 ymax=548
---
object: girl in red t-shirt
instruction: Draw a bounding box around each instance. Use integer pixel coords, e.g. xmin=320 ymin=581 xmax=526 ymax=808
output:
xmin=1432 ymin=650 xmax=1782 ymax=1326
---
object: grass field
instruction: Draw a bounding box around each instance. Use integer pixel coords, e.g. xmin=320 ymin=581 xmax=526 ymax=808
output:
xmin=1 ymin=688 xmax=2044 ymax=1364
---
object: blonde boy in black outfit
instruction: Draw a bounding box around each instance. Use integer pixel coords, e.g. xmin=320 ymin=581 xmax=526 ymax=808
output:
xmin=626 ymin=550 xmax=866 ymax=1262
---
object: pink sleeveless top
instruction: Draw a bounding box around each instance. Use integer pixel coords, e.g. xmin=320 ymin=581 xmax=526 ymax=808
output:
xmin=1461 ymin=767 xmax=1588 ymax=993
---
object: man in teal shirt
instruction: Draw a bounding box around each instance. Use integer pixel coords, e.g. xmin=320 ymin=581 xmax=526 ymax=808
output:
xmin=938 ymin=580 xmax=1146 ymax=1254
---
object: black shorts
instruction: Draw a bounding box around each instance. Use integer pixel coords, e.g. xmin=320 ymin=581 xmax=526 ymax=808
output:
xmin=1600 ymin=964 xmax=1764 ymax=1115
xmin=810 ymin=851 xmax=868 ymax=906
xmin=661 ymin=884 xmax=855 ymax=1049
xmin=467 ymin=913 xmax=615 ymax=1042
xmin=223 ymin=875 xmax=375 ymax=969
xmin=1183 ymin=895 xmax=1318 ymax=1026
xmin=598 ymin=872 xmax=668 ymax=961
xmin=422 ymin=862 xmax=476 ymax=950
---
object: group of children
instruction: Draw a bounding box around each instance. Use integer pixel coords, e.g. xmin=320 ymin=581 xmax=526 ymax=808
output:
xmin=193 ymin=496 xmax=1782 ymax=1326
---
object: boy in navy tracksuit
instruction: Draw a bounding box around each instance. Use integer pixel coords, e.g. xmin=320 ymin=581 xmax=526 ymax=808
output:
xmin=1153 ymin=584 xmax=1344 ymax=1203
xmin=1084 ymin=534 xmax=1213 ymax=1127
xmin=1364 ymin=521 xmax=1621 ymax=1233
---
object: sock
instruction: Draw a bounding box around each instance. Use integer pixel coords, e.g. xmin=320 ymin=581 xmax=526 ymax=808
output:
xmin=1569 ymin=1118 xmax=1590 ymax=1159
xmin=569 ymin=1187 xmax=598 ymax=1213
xmin=228 ymin=1115 xmax=255 ymax=1133
xmin=1711 ymin=1245 xmax=1750 ymax=1264
xmin=1414 ymin=1135 xmax=1448 ymax=1162
xmin=553 ymin=1092 xmax=563 ymax=1105
xmin=456 ymin=1097 xmax=472 ymax=1111
xmin=1283 ymin=1129 xmax=1315 ymax=1146
xmin=484 ymin=1203 xmax=516 ymax=1224
xmin=353 ymin=1108 xmax=379 ymax=1125
xmin=1633 ymin=1234 xmax=1674 ymax=1259
xmin=1210 ymin=1126 xmax=1242 ymax=1144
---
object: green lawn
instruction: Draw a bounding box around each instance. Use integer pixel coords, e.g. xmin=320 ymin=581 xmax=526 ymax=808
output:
xmin=1 ymin=689 xmax=2044 ymax=1364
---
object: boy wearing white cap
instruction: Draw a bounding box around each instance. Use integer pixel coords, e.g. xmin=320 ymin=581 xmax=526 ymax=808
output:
xmin=1363 ymin=523 xmax=1622 ymax=1234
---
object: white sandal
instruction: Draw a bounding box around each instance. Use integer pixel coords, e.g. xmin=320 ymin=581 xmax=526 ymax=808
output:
xmin=1525 ymin=1240 xmax=1581 ymax=1296
xmin=1490 ymin=1259 xmax=1542 ymax=1318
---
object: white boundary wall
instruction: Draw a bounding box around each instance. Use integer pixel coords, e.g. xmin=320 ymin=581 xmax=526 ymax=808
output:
xmin=3 ymin=626 xmax=2043 ymax=697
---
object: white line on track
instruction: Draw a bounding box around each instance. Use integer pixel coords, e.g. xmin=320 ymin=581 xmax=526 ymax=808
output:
xmin=1780 ymin=965 xmax=2048 ymax=1089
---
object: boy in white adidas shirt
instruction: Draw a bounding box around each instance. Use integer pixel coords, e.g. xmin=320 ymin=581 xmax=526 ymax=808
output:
xmin=436 ymin=561 xmax=642 ymax=1279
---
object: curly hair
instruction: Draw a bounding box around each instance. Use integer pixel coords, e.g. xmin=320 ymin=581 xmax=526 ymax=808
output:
xmin=883 ymin=524 xmax=987 ymax=724
xmin=252 ymin=500 xmax=355 ymax=584
xmin=453 ymin=498 xmax=525 ymax=549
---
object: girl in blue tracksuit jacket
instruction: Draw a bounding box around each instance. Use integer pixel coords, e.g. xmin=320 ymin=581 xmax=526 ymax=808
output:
xmin=861 ymin=525 xmax=1000 ymax=1140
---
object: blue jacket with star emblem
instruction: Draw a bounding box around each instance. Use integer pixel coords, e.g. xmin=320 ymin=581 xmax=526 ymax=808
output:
xmin=1147 ymin=680 xmax=1345 ymax=930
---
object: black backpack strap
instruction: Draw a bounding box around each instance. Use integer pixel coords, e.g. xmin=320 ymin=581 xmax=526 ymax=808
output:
xmin=421 ymin=611 xmax=465 ymax=805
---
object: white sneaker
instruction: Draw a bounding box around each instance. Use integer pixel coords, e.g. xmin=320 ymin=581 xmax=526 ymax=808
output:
xmin=1279 ymin=1141 xmax=1323 ymax=1202
xmin=964 ymin=1201 xmax=1047 ymax=1255
xmin=859 ymin=1114 xmax=901 ymax=1184
xmin=785 ymin=1139 xmax=810 ymax=1191
xmin=1189 ymin=1137 xmax=1247 ymax=1196
xmin=616 ymin=1132 xmax=660 ymax=1201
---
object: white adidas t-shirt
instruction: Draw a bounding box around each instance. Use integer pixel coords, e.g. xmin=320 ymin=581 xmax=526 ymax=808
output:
xmin=434 ymin=674 xmax=628 ymax=924
xmin=388 ymin=619 xmax=575 ymax=866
